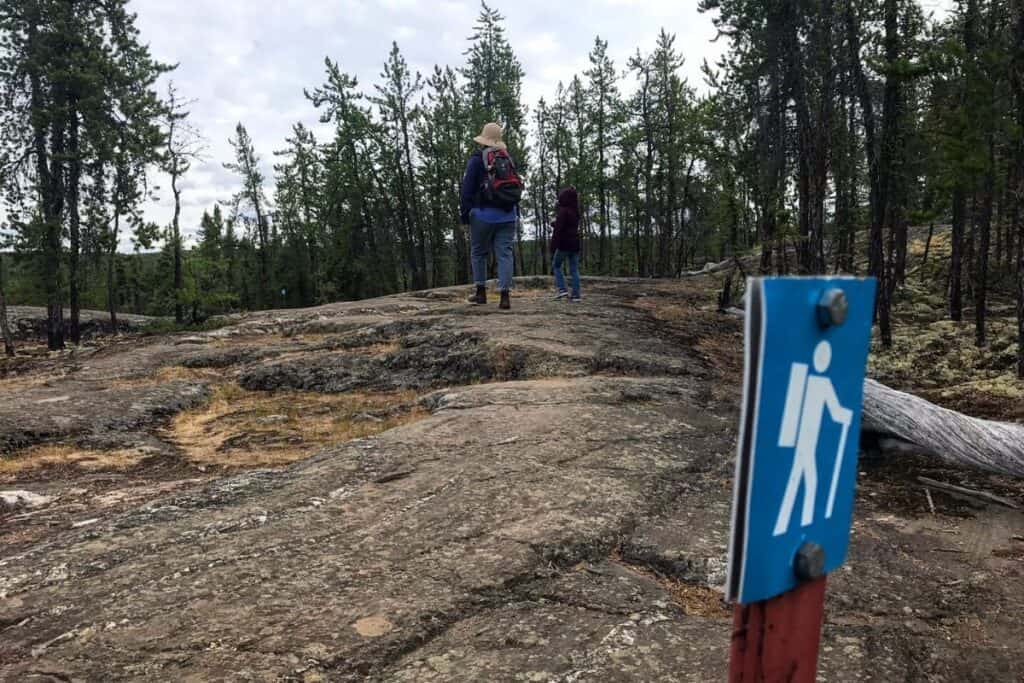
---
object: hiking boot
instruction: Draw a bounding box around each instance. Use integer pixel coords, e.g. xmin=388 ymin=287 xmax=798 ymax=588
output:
xmin=553 ymin=290 xmax=569 ymax=300
xmin=468 ymin=285 xmax=487 ymax=305
xmin=499 ymin=290 xmax=511 ymax=311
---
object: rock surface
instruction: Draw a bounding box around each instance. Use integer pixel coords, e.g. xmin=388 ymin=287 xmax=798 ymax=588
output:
xmin=1 ymin=279 xmax=1022 ymax=681
xmin=4 ymin=306 xmax=154 ymax=341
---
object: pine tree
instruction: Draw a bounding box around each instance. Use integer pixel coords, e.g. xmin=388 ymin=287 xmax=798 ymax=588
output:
xmin=0 ymin=0 xmax=167 ymax=345
xmin=418 ymin=66 xmax=469 ymax=284
xmin=225 ymin=123 xmax=271 ymax=307
xmin=274 ymin=123 xmax=324 ymax=305
xmin=160 ymin=83 xmax=204 ymax=323
xmin=462 ymin=2 xmax=528 ymax=162
xmin=585 ymin=37 xmax=620 ymax=272
xmin=307 ymin=59 xmax=393 ymax=298
xmin=372 ymin=42 xmax=427 ymax=290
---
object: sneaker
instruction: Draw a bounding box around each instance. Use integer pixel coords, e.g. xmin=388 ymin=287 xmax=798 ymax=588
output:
xmin=553 ymin=290 xmax=569 ymax=300
xmin=499 ymin=290 xmax=511 ymax=311
xmin=570 ymin=293 xmax=582 ymax=303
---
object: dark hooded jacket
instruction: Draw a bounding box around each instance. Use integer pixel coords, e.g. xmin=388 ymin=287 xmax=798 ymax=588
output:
xmin=550 ymin=187 xmax=580 ymax=254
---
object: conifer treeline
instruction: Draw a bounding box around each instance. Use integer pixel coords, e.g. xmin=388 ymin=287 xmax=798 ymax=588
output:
xmin=1 ymin=1 xmax=1022 ymax=376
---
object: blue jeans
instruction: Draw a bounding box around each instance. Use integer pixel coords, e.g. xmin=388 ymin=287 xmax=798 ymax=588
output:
xmin=470 ymin=214 xmax=516 ymax=291
xmin=553 ymin=250 xmax=580 ymax=296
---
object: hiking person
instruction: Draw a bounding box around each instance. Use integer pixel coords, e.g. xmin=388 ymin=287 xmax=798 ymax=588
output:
xmin=460 ymin=122 xmax=523 ymax=311
xmin=550 ymin=186 xmax=581 ymax=302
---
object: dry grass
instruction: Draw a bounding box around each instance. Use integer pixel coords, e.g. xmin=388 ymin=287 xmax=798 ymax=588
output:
xmin=612 ymin=557 xmax=731 ymax=619
xmin=631 ymin=298 xmax=690 ymax=324
xmin=0 ymin=445 xmax=149 ymax=479
xmin=630 ymin=290 xmax=745 ymax=384
xmin=164 ymin=383 xmax=425 ymax=468
xmin=0 ymin=372 xmax=62 ymax=392
xmin=104 ymin=365 xmax=226 ymax=389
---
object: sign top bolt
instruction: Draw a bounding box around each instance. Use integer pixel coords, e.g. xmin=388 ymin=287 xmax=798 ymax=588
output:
xmin=817 ymin=288 xmax=848 ymax=328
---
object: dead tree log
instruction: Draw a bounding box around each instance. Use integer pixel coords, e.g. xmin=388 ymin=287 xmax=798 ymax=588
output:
xmin=862 ymin=379 xmax=1024 ymax=478
xmin=679 ymin=257 xmax=737 ymax=278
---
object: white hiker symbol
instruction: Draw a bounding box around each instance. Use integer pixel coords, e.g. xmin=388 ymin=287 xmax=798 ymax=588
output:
xmin=773 ymin=340 xmax=854 ymax=537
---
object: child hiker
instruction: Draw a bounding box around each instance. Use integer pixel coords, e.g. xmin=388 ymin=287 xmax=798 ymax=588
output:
xmin=550 ymin=186 xmax=581 ymax=301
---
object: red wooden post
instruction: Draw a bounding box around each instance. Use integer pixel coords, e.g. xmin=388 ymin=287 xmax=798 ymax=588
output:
xmin=729 ymin=577 xmax=827 ymax=683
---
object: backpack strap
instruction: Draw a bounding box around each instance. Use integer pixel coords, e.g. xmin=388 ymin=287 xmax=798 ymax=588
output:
xmin=482 ymin=146 xmax=498 ymax=171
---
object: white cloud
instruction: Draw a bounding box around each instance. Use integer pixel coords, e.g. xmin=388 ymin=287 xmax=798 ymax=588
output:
xmin=523 ymin=32 xmax=559 ymax=56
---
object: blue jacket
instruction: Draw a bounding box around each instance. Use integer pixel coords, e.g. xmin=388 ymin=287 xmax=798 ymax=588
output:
xmin=460 ymin=150 xmax=518 ymax=225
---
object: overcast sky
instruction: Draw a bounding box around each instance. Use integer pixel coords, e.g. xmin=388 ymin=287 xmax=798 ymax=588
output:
xmin=130 ymin=0 xmax=955 ymax=248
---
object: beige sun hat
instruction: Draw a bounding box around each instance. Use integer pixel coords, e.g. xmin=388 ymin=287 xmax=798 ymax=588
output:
xmin=473 ymin=122 xmax=507 ymax=150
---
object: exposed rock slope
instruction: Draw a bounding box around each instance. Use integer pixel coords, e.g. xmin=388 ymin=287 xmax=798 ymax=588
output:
xmin=1 ymin=279 xmax=1022 ymax=681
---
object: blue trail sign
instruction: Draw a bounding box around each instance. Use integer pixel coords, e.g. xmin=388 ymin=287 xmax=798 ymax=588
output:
xmin=726 ymin=277 xmax=876 ymax=605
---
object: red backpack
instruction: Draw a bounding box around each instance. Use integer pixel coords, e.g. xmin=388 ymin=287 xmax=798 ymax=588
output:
xmin=481 ymin=147 xmax=524 ymax=210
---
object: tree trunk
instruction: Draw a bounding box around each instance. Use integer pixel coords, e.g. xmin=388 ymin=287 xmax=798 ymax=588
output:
xmin=172 ymin=169 xmax=184 ymax=324
xmin=951 ymin=188 xmax=966 ymax=320
xmin=253 ymin=202 xmax=269 ymax=307
xmin=863 ymin=379 xmax=1024 ymax=479
xmin=68 ymin=101 xmax=82 ymax=345
xmin=0 ymin=254 xmax=14 ymax=357
xmin=920 ymin=222 xmax=935 ymax=281
xmin=977 ymin=137 xmax=995 ymax=347
xmin=108 ymin=212 xmax=119 ymax=329
xmin=400 ymin=115 xmax=428 ymax=290
xmin=1014 ymin=0 xmax=1024 ymax=378
xmin=29 ymin=15 xmax=64 ymax=351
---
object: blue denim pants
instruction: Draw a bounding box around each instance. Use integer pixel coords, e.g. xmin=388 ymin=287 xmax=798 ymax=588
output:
xmin=470 ymin=214 xmax=516 ymax=291
xmin=553 ymin=250 xmax=581 ymax=297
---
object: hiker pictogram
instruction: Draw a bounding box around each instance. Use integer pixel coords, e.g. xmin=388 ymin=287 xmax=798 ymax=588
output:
xmin=773 ymin=340 xmax=854 ymax=537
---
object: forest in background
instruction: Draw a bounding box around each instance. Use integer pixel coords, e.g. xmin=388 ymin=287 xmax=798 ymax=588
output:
xmin=0 ymin=1 xmax=1022 ymax=377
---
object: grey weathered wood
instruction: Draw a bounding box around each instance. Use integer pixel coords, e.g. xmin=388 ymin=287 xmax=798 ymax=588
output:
xmin=862 ymin=379 xmax=1024 ymax=479
xmin=679 ymin=257 xmax=736 ymax=278
xmin=917 ymin=476 xmax=1019 ymax=509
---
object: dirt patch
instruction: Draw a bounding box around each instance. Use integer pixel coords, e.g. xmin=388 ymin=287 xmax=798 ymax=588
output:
xmin=0 ymin=445 xmax=151 ymax=479
xmin=164 ymin=383 xmax=426 ymax=468
xmin=612 ymin=557 xmax=730 ymax=620
xmin=103 ymin=365 xmax=226 ymax=389
xmin=353 ymin=615 xmax=395 ymax=638
xmin=628 ymin=288 xmax=745 ymax=388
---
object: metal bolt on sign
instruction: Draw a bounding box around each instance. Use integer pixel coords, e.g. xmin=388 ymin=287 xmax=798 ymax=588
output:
xmin=817 ymin=288 xmax=848 ymax=328
xmin=794 ymin=543 xmax=826 ymax=582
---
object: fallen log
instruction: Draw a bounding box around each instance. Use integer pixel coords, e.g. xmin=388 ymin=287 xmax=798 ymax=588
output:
xmin=679 ymin=257 xmax=737 ymax=279
xmin=862 ymin=379 xmax=1024 ymax=479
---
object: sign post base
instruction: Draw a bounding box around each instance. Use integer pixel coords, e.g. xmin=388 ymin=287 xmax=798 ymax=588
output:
xmin=729 ymin=577 xmax=827 ymax=683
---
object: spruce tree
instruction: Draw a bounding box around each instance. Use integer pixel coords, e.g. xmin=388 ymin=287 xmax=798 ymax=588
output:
xmin=225 ymin=123 xmax=271 ymax=307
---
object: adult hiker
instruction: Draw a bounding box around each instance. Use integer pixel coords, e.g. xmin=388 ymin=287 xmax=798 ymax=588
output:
xmin=550 ymin=186 xmax=582 ymax=302
xmin=460 ymin=122 xmax=524 ymax=310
